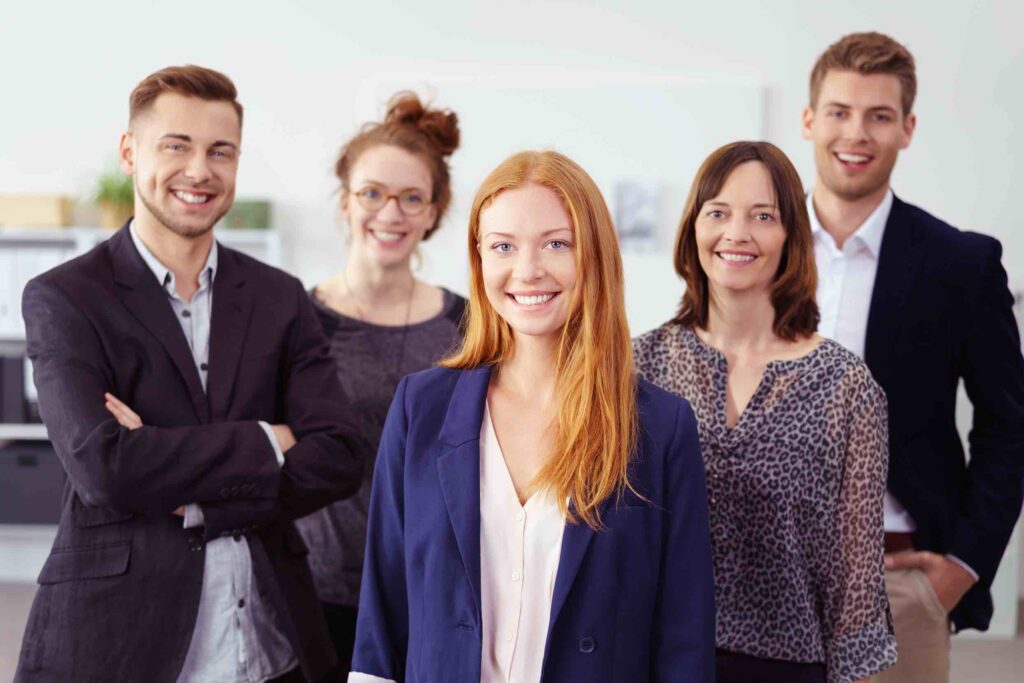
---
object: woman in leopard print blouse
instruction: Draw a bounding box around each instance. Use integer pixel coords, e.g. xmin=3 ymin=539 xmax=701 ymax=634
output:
xmin=634 ymin=142 xmax=897 ymax=683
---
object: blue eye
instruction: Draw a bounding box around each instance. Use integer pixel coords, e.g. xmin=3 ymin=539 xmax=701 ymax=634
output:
xmin=707 ymin=210 xmax=725 ymax=218
xmin=492 ymin=242 xmax=513 ymax=253
xmin=403 ymin=192 xmax=425 ymax=204
xmin=547 ymin=240 xmax=570 ymax=250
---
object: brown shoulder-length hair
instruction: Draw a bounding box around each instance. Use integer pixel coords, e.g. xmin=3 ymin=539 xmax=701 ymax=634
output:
xmin=442 ymin=150 xmax=637 ymax=530
xmin=673 ymin=141 xmax=819 ymax=340
xmin=129 ymin=65 xmax=243 ymax=128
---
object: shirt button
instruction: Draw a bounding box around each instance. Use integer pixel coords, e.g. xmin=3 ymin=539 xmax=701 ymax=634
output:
xmin=514 ymin=511 xmax=524 ymax=522
xmin=512 ymin=571 xmax=521 ymax=582
xmin=237 ymin=599 xmax=245 ymax=608
xmin=200 ymin=362 xmax=208 ymax=371
xmin=181 ymin=310 xmax=191 ymax=318
xmin=504 ymin=633 xmax=513 ymax=642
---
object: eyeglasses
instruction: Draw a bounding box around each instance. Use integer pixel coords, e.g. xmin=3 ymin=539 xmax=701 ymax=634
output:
xmin=352 ymin=184 xmax=433 ymax=216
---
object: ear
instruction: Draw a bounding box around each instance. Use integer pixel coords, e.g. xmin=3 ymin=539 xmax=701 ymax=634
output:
xmin=900 ymin=111 xmax=917 ymax=150
xmin=800 ymin=106 xmax=815 ymax=140
xmin=118 ymin=131 xmax=135 ymax=175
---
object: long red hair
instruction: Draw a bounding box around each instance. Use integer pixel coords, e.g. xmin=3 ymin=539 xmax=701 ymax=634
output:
xmin=442 ymin=150 xmax=637 ymax=529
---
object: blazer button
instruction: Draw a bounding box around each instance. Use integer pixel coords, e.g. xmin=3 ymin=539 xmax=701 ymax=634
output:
xmin=578 ymin=636 xmax=596 ymax=654
xmin=220 ymin=487 xmax=230 ymax=498
xmin=231 ymin=486 xmax=240 ymax=496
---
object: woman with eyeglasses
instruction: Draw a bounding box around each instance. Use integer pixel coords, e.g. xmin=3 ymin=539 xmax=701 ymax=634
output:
xmin=295 ymin=92 xmax=467 ymax=679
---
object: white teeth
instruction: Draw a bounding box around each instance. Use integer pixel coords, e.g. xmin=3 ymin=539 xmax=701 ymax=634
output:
xmin=373 ymin=231 xmax=404 ymax=242
xmin=173 ymin=190 xmax=211 ymax=204
xmin=836 ymin=152 xmax=870 ymax=163
xmin=512 ymin=293 xmax=555 ymax=306
xmin=718 ymin=253 xmax=755 ymax=263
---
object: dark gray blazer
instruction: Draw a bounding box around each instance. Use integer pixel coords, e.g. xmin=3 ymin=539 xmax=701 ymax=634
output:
xmin=14 ymin=223 xmax=365 ymax=682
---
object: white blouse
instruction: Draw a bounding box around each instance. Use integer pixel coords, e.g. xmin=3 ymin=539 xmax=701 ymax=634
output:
xmin=348 ymin=406 xmax=565 ymax=683
xmin=479 ymin=405 xmax=565 ymax=683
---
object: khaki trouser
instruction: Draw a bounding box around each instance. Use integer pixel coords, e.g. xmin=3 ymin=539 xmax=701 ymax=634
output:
xmin=870 ymin=566 xmax=951 ymax=683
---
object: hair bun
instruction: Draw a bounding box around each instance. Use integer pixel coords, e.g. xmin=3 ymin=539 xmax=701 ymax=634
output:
xmin=384 ymin=92 xmax=460 ymax=157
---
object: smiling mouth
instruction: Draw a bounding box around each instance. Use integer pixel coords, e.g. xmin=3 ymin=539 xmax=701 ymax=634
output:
xmin=509 ymin=292 xmax=557 ymax=306
xmin=834 ymin=152 xmax=873 ymax=167
xmin=716 ymin=252 xmax=756 ymax=264
xmin=172 ymin=190 xmax=214 ymax=205
xmin=370 ymin=229 xmax=406 ymax=243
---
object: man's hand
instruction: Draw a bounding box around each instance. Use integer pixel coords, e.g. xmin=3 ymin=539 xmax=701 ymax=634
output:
xmin=270 ymin=424 xmax=297 ymax=453
xmin=105 ymin=392 xmax=142 ymax=430
xmin=885 ymin=551 xmax=977 ymax=612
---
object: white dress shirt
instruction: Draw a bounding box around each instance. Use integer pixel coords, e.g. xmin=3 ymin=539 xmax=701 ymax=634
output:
xmin=129 ymin=224 xmax=295 ymax=683
xmin=808 ymin=193 xmax=978 ymax=580
xmin=348 ymin=404 xmax=565 ymax=683
xmin=809 ymin=190 xmax=920 ymax=533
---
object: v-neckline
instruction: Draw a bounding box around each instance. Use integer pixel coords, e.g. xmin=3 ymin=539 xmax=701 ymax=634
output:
xmin=483 ymin=402 xmax=542 ymax=509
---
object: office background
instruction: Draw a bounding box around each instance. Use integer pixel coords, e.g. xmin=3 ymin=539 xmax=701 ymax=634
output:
xmin=1 ymin=0 xmax=1022 ymax=677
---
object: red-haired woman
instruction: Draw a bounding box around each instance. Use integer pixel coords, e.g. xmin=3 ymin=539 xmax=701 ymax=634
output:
xmin=348 ymin=150 xmax=714 ymax=683
xmin=634 ymin=141 xmax=897 ymax=683
xmin=294 ymin=93 xmax=467 ymax=677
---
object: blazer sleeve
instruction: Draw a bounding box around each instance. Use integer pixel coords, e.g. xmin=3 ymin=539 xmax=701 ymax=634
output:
xmin=351 ymin=376 xmax=410 ymax=682
xmin=952 ymin=238 xmax=1024 ymax=586
xmin=192 ymin=278 xmax=368 ymax=539
xmin=652 ymin=398 xmax=715 ymax=683
xmin=23 ymin=276 xmax=281 ymax=516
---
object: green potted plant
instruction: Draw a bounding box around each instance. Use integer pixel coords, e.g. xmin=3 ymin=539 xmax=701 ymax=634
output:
xmin=94 ymin=169 xmax=134 ymax=229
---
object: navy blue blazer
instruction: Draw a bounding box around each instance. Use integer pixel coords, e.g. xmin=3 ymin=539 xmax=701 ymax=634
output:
xmin=864 ymin=196 xmax=1024 ymax=631
xmin=351 ymin=365 xmax=714 ymax=683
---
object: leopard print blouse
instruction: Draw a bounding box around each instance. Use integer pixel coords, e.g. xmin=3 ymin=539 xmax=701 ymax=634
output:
xmin=634 ymin=322 xmax=897 ymax=683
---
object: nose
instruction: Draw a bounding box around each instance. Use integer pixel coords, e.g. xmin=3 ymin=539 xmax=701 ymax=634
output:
xmin=184 ymin=151 xmax=213 ymax=184
xmin=376 ymin=196 xmax=404 ymax=223
xmin=513 ymin=248 xmax=545 ymax=282
xmin=841 ymin=111 xmax=870 ymax=142
xmin=721 ymin=216 xmax=752 ymax=244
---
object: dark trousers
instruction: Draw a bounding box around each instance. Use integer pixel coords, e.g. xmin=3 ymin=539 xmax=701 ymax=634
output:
xmin=321 ymin=602 xmax=359 ymax=681
xmin=716 ymin=648 xmax=827 ymax=683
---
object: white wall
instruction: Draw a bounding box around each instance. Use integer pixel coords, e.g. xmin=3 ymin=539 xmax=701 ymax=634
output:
xmin=2 ymin=0 xmax=1022 ymax=630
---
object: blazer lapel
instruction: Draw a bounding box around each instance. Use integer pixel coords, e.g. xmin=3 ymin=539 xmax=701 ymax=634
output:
xmin=436 ymin=366 xmax=492 ymax=618
xmin=864 ymin=195 xmax=923 ymax=385
xmin=110 ymin=226 xmax=208 ymax=421
xmin=207 ymin=246 xmax=254 ymax=422
xmin=546 ymin=501 xmax=601 ymax=640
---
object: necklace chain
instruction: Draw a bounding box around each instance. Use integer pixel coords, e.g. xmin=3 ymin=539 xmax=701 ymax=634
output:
xmin=342 ymin=268 xmax=416 ymax=382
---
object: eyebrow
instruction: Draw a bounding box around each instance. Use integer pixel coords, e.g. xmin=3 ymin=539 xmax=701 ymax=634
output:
xmin=483 ymin=227 xmax=572 ymax=239
xmin=705 ymin=201 xmax=777 ymax=210
xmin=159 ymin=133 xmax=238 ymax=149
xmin=359 ymin=179 xmax=429 ymax=192
xmin=822 ymin=101 xmax=898 ymax=114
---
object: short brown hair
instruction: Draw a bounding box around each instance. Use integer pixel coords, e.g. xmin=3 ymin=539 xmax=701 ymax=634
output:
xmin=673 ymin=141 xmax=819 ymax=341
xmin=335 ymin=92 xmax=460 ymax=239
xmin=810 ymin=32 xmax=917 ymax=115
xmin=129 ymin=65 xmax=243 ymax=127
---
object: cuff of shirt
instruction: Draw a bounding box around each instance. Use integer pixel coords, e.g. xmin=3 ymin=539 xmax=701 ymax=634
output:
xmin=946 ymin=554 xmax=980 ymax=582
xmin=348 ymin=673 xmax=397 ymax=683
xmin=183 ymin=503 xmax=205 ymax=529
xmin=259 ymin=421 xmax=286 ymax=466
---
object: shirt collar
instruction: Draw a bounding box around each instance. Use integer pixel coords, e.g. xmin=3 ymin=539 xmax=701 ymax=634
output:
xmin=129 ymin=220 xmax=218 ymax=292
xmin=807 ymin=188 xmax=893 ymax=258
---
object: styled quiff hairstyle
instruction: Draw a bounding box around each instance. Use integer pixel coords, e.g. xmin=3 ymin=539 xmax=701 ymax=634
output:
xmin=810 ymin=32 xmax=917 ymax=115
xmin=335 ymin=92 xmax=460 ymax=238
xmin=129 ymin=65 xmax=243 ymax=127
xmin=673 ymin=141 xmax=819 ymax=341
xmin=443 ymin=150 xmax=638 ymax=530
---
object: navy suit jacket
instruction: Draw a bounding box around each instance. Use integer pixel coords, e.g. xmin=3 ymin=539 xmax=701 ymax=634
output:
xmin=15 ymin=224 xmax=365 ymax=682
xmin=865 ymin=196 xmax=1024 ymax=631
xmin=351 ymin=365 xmax=715 ymax=682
